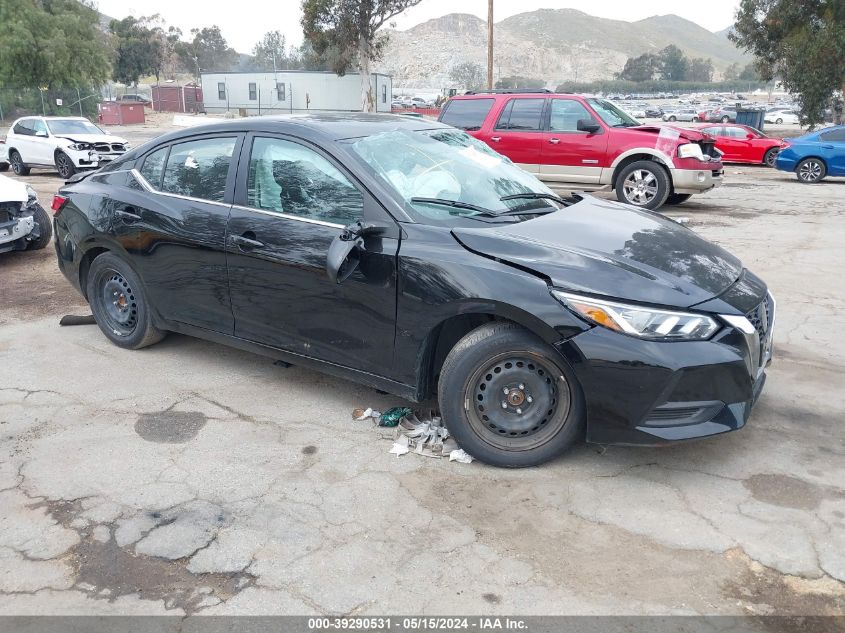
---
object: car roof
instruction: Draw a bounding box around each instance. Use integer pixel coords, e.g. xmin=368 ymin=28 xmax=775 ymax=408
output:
xmin=142 ymin=112 xmax=451 ymax=145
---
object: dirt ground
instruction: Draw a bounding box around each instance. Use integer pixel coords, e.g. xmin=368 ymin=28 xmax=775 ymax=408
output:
xmin=0 ymin=114 xmax=843 ymax=620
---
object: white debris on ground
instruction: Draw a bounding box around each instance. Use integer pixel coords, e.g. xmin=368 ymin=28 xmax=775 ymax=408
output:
xmin=354 ymin=408 xmax=473 ymax=464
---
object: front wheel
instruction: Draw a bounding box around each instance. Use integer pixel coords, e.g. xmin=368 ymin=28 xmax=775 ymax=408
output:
xmin=0 ymin=162 xmax=9 ymax=172
xmin=438 ymin=322 xmax=585 ymax=468
xmin=55 ymin=151 xmax=76 ymax=179
xmin=721 ymin=116 xmax=730 ymax=123
xmin=86 ymin=253 xmax=165 ymax=349
xmin=615 ymin=160 xmax=671 ymax=210
xmin=25 ymin=204 xmax=52 ymax=250
xmin=763 ymin=148 xmax=779 ymax=168
xmin=692 ymin=116 xmax=699 ymax=122
xmin=775 ymin=118 xmax=783 ymax=125
xmin=668 ymin=116 xmax=677 ymax=122
xmin=796 ymin=158 xmax=826 ymax=183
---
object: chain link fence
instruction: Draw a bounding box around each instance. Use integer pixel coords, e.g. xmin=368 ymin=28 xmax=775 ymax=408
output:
xmin=0 ymin=87 xmax=101 ymax=123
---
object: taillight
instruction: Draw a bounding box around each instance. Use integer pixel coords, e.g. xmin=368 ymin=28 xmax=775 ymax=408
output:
xmin=51 ymin=195 xmax=68 ymax=214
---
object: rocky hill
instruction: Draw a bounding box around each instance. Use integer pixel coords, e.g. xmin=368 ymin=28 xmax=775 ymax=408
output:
xmin=379 ymin=9 xmax=749 ymax=89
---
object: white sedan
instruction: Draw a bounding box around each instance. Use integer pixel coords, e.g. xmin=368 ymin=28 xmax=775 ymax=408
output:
xmin=765 ymin=110 xmax=800 ymax=125
xmin=4 ymin=116 xmax=130 ymax=179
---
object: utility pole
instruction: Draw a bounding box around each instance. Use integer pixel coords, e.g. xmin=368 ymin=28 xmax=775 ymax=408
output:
xmin=487 ymin=0 xmax=494 ymax=90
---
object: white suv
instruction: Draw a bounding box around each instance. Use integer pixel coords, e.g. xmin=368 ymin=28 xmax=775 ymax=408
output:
xmin=4 ymin=116 xmax=130 ymax=179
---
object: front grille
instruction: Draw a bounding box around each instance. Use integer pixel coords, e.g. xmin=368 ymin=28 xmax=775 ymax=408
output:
xmin=647 ymin=407 xmax=704 ymax=421
xmin=110 ymin=143 xmax=126 ymax=152
xmin=0 ymin=202 xmax=17 ymax=224
xmin=93 ymin=142 xmax=110 ymax=153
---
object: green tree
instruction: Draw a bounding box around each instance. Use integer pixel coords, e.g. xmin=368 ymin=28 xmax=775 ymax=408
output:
xmin=175 ymin=26 xmax=238 ymax=79
xmin=495 ymin=76 xmax=545 ymax=89
xmin=723 ymin=62 xmax=740 ymax=81
xmin=738 ymin=62 xmax=759 ymax=82
xmin=617 ymin=53 xmax=659 ymax=82
xmin=301 ymin=0 xmax=423 ymax=112
xmin=110 ymin=17 xmax=163 ymax=87
xmin=450 ymin=62 xmax=485 ymax=91
xmin=688 ymin=58 xmax=714 ymax=83
xmin=659 ymin=45 xmax=689 ymax=81
xmin=0 ymin=0 xmax=111 ymax=89
xmin=731 ymin=0 xmax=845 ymax=125
xmin=252 ymin=31 xmax=300 ymax=71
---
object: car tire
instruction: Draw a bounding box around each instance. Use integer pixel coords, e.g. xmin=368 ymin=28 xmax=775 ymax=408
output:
xmin=668 ymin=116 xmax=677 ymax=122
xmin=438 ymin=322 xmax=585 ymax=468
xmin=55 ymin=151 xmax=76 ymax=180
xmin=665 ymin=193 xmax=692 ymax=205
xmin=796 ymin=158 xmax=826 ymax=183
xmin=775 ymin=118 xmax=783 ymax=125
xmin=25 ymin=204 xmax=52 ymax=250
xmin=615 ymin=160 xmax=671 ymax=210
xmin=9 ymin=150 xmax=30 ymax=176
xmin=721 ymin=116 xmax=730 ymax=123
xmin=692 ymin=117 xmax=699 ymax=122
xmin=763 ymin=148 xmax=779 ymax=168
xmin=86 ymin=253 xmax=165 ymax=350
xmin=0 ymin=162 xmax=9 ymax=172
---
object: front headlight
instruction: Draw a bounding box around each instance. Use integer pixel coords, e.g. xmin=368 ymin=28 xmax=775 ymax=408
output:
xmin=677 ymin=143 xmax=704 ymax=160
xmin=552 ymin=291 xmax=720 ymax=341
xmin=68 ymin=143 xmax=91 ymax=151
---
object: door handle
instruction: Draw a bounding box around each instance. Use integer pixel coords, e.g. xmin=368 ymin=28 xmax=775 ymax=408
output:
xmin=114 ymin=207 xmax=141 ymax=223
xmin=490 ymin=136 xmax=501 ymax=142
xmin=231 ymin=233 xmax=264 ymax=250
xmin=548 ymin=138 xmax=560 ymax=144
xmin=821 ymin=145 xmax=835 ymax=149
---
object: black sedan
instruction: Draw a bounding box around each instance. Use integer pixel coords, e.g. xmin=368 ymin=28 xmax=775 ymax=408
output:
xmin=52 ymin=114 xmax=774 ymax=467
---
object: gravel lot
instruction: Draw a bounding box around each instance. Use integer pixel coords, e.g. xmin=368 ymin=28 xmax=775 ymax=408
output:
xmin=0 ymin=114 xmax=843 ymax=618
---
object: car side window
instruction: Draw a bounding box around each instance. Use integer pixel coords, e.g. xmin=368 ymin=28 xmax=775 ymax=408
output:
xmin=246 ymin=136 xmax=363 ymax=226
xmin=160 ymin=137 xmax=237 ymax=202
xmin=139 ymin=147 xmax=169 ymax=189
xmin=820 ymin=129 xmax=845 ymax=142
xmin=496 ymin=98 xmax=544 ymax=131
xmin=32 ymin=120 xmax=48 ymax=136
xmin=549 ymin=99 xmax=592 ymax=132
xmin=13 ymin=121 xmax=33 ymax=136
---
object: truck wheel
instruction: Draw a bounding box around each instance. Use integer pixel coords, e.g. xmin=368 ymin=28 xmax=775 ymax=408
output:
xmin=615 ymin=160 xmax=670 ymax=210
xmin=796 ymin=158 xmax=826 ymax=183
xmin=87 ymin=253 xmax=165 ymax=350
xmin=763 ymin=148 xmax=779 ymax=168
xmin=9 ymin=150 xmax=30 ymax=176
xmin=438 ymin=322 xmax=585 ymax=468
xmin=55 ymin=151 xmax=76 ymax=179
xmin=25 ymin=204 xmax=52 ymax=250
xmin=665 ymin=193 xmax=692 ymax=205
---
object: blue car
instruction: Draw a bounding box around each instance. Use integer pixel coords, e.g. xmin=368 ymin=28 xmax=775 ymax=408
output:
xmin=775 ymin=125 xmax=845 ymax=183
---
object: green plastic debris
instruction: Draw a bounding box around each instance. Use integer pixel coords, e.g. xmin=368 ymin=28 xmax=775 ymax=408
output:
xmin=379 ymin=407 xmax=412 ymax=427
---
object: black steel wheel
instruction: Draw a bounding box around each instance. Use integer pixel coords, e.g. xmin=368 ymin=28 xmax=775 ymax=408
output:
xmin=796 ymin=158 xmax=826 ymax=183
xmin=55 ymin=151 xmax=76 ymax=179
xmin=9 ymin=150 xmax=30 ymax=176
xmin=86 ymin=253 xmax=165 ymax=349
xmin=763 ymin=148 xmax=779 ymax=168
xmin=438 ymin=322 xmax=585 ymax=467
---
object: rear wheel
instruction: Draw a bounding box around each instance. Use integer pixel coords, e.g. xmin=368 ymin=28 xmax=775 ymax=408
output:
xmin=775 ymin=118 xmax=783 ymax=125
xmin=665 ymin=193 xmax=692 ymax=205
xmin=615 ymin=160 xmax=671 ymax=210
xmin=25 ymin=204 xmax=52 ymax=250
xmin=763 ymin=148 xmax=779 ymax=168
xmin=796 ymin=158 xmax=826 ymax=183
xmin=10 ymin=150 xmax=30 ymax=176
xmin=692 ymin=116 xmax=699 ymax=122
xmin=86 ymin=253 xmax=165 ymax=349
xmin=668 ymin=116 xmax=677 ymax=122
xmin=721 ymin=115 xmax=730 ymax=123
xmin=438 ymin=322 xmax=585 ymax=468
xmin=55 ymin=151 xmax=76 ymax=179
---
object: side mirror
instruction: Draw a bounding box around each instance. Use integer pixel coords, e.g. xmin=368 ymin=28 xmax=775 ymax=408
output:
xmin=326 ymin=221 xmax=389 ymax=284
xmin=577 ymin=119 xmax=601 ymax=134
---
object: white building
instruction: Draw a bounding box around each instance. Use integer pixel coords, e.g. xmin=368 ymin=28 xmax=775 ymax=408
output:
xmin=200 ymin=70 xmax=393 ymax=115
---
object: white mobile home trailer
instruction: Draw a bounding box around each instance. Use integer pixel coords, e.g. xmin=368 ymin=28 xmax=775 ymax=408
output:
xmin=200 ymin=71 xmax=393 ymax=115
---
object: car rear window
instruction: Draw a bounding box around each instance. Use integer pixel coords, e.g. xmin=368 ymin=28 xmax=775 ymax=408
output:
xmin=439 ymin=98 xmax=494 ymax=131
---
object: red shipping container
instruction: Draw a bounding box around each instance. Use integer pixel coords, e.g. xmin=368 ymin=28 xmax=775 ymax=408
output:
xmin=98 ymin=101 xmax=146 ymax=125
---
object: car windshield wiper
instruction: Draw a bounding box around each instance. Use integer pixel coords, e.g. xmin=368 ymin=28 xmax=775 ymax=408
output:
xmin=410 ymin=197 xmax=497 ymax=216
xmin=500 ymin=192 xmax=571 ymax=206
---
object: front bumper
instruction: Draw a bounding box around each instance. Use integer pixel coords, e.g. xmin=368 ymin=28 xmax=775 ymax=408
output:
xmin=66 ymin=146 xmax=126 ymax=168
xmin=559 ymin=293 xmax=775 ymax=446
xmin=0 ymin=215 xmax=34 ymax=246
xmin=670 ymin=166 xmax=724 ymax=194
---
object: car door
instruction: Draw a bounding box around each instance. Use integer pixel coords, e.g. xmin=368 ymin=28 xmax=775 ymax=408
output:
xmin=479 ymin=98 xmax=545 ymax=175
xmin=114 ymin=134 xmax=240 ymax=333
xmin=10 ymin=119 xmax=36 ymax=164
xmin=540 ymin=98 xmax=608 ymax=185
xmin=819 ymin=128 xmax=845 ymax=175
xmin=722 ymin=126 xmax=753 ymax=162
xmin=30 ymin=119 xmax=53 ymax=165
xmin=225 ymin=133 xmax=400 ymax=375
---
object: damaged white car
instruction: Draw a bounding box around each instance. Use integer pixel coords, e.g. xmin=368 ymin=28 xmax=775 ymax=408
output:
xmin=4 ymin=116 xmax=130 ymax=179
xmin=0 ymin=174 xmax=51 ymax=253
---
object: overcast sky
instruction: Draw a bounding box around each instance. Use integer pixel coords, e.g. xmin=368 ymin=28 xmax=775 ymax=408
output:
xmin=92 ymin=0 xmax=741 ymax=54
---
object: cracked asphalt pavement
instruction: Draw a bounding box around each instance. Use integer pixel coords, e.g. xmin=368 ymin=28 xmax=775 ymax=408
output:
xmin=0 ymin=119 xmax=843 ymax=617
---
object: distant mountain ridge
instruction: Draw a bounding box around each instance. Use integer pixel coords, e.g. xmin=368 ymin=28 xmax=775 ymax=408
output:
xmin=379 ymin=9 xmax=749 ymax=88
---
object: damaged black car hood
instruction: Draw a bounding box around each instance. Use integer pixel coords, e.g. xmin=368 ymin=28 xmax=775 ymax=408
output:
xmin=451 ymin=195 xmax=743 ymax=309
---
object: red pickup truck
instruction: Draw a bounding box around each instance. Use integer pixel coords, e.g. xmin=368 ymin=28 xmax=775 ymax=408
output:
xmin=439 ymin=91 xmax=724 ymax=210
